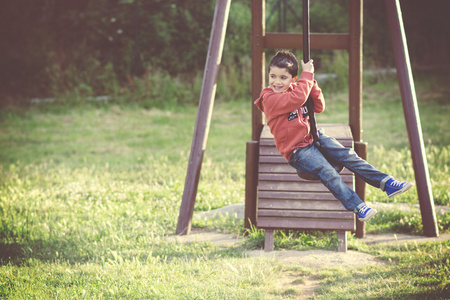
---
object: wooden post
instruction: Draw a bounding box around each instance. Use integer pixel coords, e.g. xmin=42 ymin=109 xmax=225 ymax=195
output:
xmin=246 ymin=0 xmax=265 ymax=235
xmin=337 ymin=231 xmax=347 ymax=252
xmin=348 ymin=0 xmax=363 ymax=142
xmin=251 ymin=0 xmax=265 ymax=141
xmin=264 ymin=229 xmax=274 ymax=252
xmin=385 ymin=0 xmax=438 ymax=237
xmin=354 ymin=141 xmax=367 ymax=238
xmin=176 ymin=0 xmax=231 ymax=235
xmin=245 ymin=141 xmax=259 ymax=232
xmin=349 ymin=0 xmax=366 ymax=238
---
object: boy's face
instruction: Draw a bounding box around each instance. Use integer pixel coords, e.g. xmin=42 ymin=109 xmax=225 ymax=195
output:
xmin=269 ymin=66 xmax=296 ymax=93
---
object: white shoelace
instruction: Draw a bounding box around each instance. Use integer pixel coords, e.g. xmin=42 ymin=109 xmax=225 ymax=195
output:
xmin=390 ymin=180 xmax=403 ymax=187
xmin=358 ymin=206 xmax=370 ymax=215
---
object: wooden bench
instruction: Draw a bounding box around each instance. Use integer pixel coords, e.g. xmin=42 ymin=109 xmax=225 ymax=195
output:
xmin=257 ymin=124 xmax=356 ymax=252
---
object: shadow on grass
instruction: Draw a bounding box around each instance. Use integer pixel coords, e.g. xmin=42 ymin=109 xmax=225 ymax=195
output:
xmin=0 ymin=237 xmax=97 ymax=266
xmin=315 ymin=261 xmax=450 ymax=299
xmin=0 ymin=242 xmax=26 ymax=265
xmin=0 ymin=237 xmax=246 ymax=267
xmin=314 ymin=240 xmax=450 ymax=299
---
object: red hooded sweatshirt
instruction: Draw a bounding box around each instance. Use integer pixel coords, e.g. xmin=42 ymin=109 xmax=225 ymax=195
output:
xmin=254 ymin=71 xmax=325 ymax=161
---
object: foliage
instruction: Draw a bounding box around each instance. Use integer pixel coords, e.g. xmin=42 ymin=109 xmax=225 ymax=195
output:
xmin=0 ymin=0 xmax=217 ymax=103
xmin=1 ymin=0 xmax=449 ymax=106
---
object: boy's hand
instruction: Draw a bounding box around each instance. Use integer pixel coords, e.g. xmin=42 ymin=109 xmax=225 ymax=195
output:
xmin=301 ymin=59 xmax=314 ymax=73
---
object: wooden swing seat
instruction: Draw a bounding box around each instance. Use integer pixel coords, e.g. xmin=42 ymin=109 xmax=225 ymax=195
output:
xmin=257 ymin=123 xmax=356 ymax=252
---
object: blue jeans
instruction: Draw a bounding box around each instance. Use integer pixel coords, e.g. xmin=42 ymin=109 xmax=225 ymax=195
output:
xmin=288 ymin=129 xmax=392 ymax=211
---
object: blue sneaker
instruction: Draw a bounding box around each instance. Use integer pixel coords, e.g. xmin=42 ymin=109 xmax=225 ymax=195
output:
xmin=356 ymin=205 xmax=378 ymax=222
xmin=385 ymin=179 xmax=413 ymax=198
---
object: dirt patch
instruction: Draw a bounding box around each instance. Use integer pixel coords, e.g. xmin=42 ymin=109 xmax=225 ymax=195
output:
xmin=271 ymin=271 xmax=320 ymax=299
xmin=243 ymin=249 xmax=384 ymax=299
xmin=168 ymin=228 xmax=386 ymax=269
xmin=245 ymin=249 xmax=385 ymax=269
xmin=245 ymin=246 xmax=386 ymax=299
xmin=301 ymin=276 xmax=322 ymax=299
xmin=171 ymin=204 xmax=449 ymax=298
xmin=167 ymin=228 xmax=242 ymax=246
xmin=361 ymin=232 xmax=450 ymax=244
xmin=168 ymin=228 xmax=450 ymax=299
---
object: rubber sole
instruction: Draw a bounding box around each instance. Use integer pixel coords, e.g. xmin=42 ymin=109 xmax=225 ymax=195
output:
xmin=388 ymin=182 xmax=414 ymax=198
xmin=358 ymin=208 xmax=378 ymax=222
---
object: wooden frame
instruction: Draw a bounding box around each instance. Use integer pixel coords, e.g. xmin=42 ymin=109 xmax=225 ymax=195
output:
xmin=176 ymin=0 xmax=437 ymax=240
xmin=244 ymin=0 xmax=367 ymax=251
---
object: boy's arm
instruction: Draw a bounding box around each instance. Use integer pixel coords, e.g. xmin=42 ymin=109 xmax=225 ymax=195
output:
xmin=310 ymin=80 xmax=325 ymax=113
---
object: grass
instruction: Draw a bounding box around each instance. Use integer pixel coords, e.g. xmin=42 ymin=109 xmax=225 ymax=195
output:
xmin=0 ymin=74 xmax=449 ymax=298
xmin=313 ymin=241 xmax=450 ymax=299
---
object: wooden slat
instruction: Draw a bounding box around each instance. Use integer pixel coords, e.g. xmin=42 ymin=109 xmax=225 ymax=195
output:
xmin=260 ymin=138 xmax=353 ymax=147
xmin=259 ymin=139 xmax=276 ymax=146
xmin=258 ymin=173 xmax=354 ymax=183
xmin=259 ymin=142 xmax=353 ymax=155
xmin=258 ymin=209 xmax=354 ymax=219
xmin=258 ymin=155 xmax=353 ymax=165
xmin=258 ymin=163 xmax=296 ymax=174
xmin=259 ymin=155 xmax=289 ymax=164
xmin=258 ymin=163 xmax=353 ymax=176
xmin=264 ymin=33 xmax=349 ymax=50
xmin=260 ymin=140 xmax=353 ymax=151
xmin=259 ymin=180 xmax=329 ymax=192
xmin=257 ymin=217 xmax=355 ymax=231
xmin=258 ymin=199 xmax=346 ymax=211
xmin=256 ymin=123 xmax=356 ymax=233
xmin=258 ymin=190 xmax=337 ymax=201
xmin=318 ymin=124 xmax=353 ymax=139
xmin=258 ymin=180 xmax=353 ymax=192
xmin=259 ymin=146 xmax=281 ymax=156
xmin=259 ymin=143 xmax=353 ymax=152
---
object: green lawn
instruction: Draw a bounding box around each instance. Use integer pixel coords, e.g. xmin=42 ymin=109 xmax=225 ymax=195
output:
xmin=0 ymin=76 xmax=449 ymax=298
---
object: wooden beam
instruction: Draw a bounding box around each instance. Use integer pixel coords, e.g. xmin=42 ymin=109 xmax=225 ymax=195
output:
xmin=264 ymin=33 xmax=349 ymax=50
xmin=385 ymin=0 xmax=438 ymax=237
xmin=176 ymin=0 xmax=231 ymax=235
xmin=257 ymin=218 xmax=355 ymax=231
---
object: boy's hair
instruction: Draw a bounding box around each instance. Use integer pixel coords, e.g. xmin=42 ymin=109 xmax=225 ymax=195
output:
xmin=268 ymin=50 xmax=298 ymax=77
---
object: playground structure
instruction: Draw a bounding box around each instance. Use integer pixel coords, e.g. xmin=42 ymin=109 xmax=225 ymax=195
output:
xmin=176 ymin=0 xmax=438 ymax=246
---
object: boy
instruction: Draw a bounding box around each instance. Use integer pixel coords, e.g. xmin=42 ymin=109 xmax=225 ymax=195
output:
xmin=254 ymin=50 xmax=413 ymax=221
